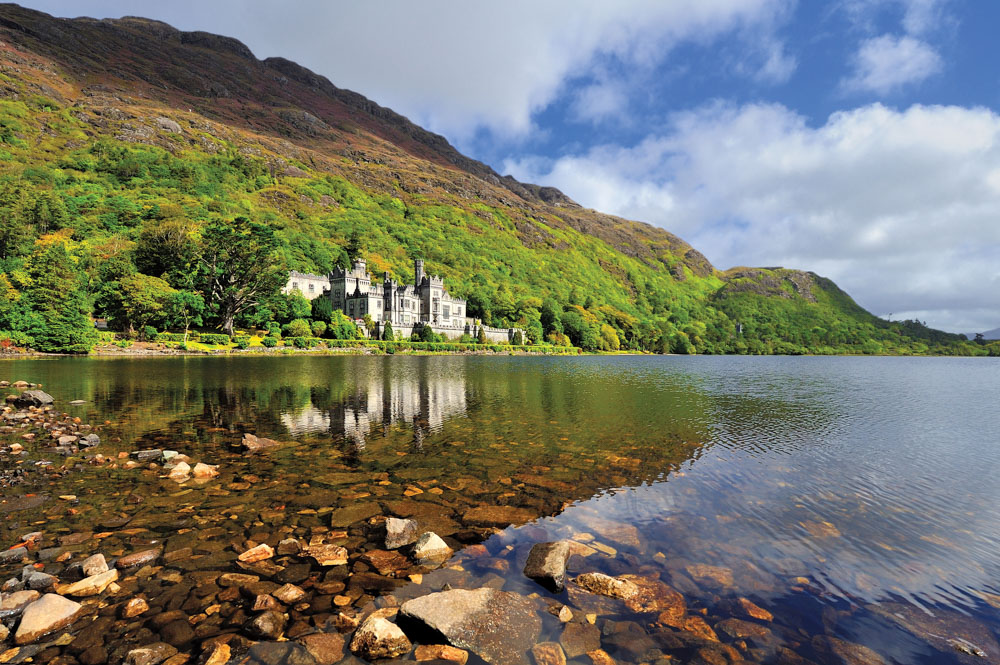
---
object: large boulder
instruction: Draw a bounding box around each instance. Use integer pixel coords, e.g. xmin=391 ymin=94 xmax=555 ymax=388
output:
xmin=14 ymin=390 xmax=53 ymax=408
xmin=523 ymin=541 xmax=571 ymax=592
xmin=400 ymin=588 xmax=542 ymax=665
xmin=14 ymin=593 xmax=83 ymax=644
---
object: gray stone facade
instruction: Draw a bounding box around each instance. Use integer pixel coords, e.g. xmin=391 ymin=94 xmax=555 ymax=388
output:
xmin=284 ymin=259 xmax=524 ymax=343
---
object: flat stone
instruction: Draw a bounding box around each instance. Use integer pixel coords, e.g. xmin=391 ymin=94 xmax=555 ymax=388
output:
xmin=811 ymin=635 xmax=888 ymax=665
xmin=277 ymin=538 xmax=302 ymax=555
xmin=218 ymin=573 xmax=259 ymax=587
xmin=385 ymin=517 xmax=419 ymax=549
xmin=0 ymin=589 xmax=40 ymax=618
xmin=685 ymin=564 xmax=734 ymax=588
xmin=0 ymin=547 xmax=27 ymax=565
xmin=574 ymin=572 xmax=639 ymax=600
xmin=273 ymin=583 xmax=306 ymax=604
xmin=81 ymin=554 xmax=109 ymax=577
xmin=523 ymin=541 xmax=571 ymax=592
xmin=714 ymin=618 xmax=774 ymax=642
xmin=400 ymin=588 xmax=542 ymax=665
xmin=14 ymin=594 xmax=82 ymax=645
xmin=56 ymin=569 xmax=118 ymax=597
xmin=123 ymin=642 xmax=178 ymax=665
xmin=22 ymin=570 xmax=56 ymax=591
xmin=560 ymin=623 xmax=601 ymax=659
xmin=736 ymin=597 xmax=773 ymax=621
xmin=462 ymin=505 xmax=537 ymax=528
xmin=237 ymin=543 xmax=274 ymax=563
xmin=415 ymin=644 xmax=469 ymax=663
xmin=412 ymin=532 xmax=452 ymax=564
xmin=328 ymin=502 xmax=381 ymax=527
xmin=116 ymin=549 xmax=161 ymax=569
xmin=350 ymin=615 xmax=412 ymax=660
xmin=532 ymin=642 xmax=567 ymax=665
xmin=242 ymin=433 xmax=281 ymax=453
xmin=297 ymin=633 xmax=345 ymax=665
xmin=305 ymin=543 xmax=347 ymax=566
xmin=203 ymin=643 xmax=231 ymax=665
xmin=362 ymin=549 xmax=409 ymax=576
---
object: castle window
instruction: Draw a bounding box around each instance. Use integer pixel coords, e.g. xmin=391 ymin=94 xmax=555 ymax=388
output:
xmin=443 ymin=305 xmax=450 ymax=318
xmin=292 ymin=282 xmax=299 ymax=290
xmin=308 ymin=283 xmax=315 ymax=292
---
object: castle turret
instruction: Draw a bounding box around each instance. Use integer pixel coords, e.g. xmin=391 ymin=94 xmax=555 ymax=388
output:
xmin=414 ymin=259 xmax=425 ymax=285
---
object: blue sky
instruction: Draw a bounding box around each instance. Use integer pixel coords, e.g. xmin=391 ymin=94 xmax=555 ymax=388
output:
xmin=19 ymin=0 xmax=1000 ymax=332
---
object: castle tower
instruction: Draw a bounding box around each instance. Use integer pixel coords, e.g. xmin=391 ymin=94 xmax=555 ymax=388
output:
xmin=414 ymin=259 xmax=425 ymax=285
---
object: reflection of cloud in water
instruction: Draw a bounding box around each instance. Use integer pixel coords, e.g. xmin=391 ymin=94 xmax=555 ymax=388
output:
xmin=280 ymin=363 xmax=467 ymax=448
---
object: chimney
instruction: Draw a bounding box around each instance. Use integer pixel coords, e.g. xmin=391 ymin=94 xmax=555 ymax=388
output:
xmin=414 ymin=258 xmax=424 ymax=285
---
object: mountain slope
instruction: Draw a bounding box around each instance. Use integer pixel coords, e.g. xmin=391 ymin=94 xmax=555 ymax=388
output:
xmin=0 ymin=4 xmax=981 ymax=355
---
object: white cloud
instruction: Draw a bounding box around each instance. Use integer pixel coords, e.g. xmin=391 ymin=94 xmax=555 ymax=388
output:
xmin=839 ymin=0 xmax=951 ymax=36
xmin=22 ymin=0 xmax=792 ymax=140
xmin=842 ymin=34 xmax=942 ymax=94
xmin=505 ymin=103 xmax=1000 ymax=332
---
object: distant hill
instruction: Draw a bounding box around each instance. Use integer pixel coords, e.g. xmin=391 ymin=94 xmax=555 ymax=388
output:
xmin=0 ymin=4 xmax=984 ymax=355
xmin=967 ymin=327 xmax=1000 ymax=341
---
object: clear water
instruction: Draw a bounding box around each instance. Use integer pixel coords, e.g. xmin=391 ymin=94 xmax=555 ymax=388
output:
xmin=1 ymin=355 xmax=998 ymax=663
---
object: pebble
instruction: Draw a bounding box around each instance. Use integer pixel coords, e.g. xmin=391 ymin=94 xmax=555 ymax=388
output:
xmin=237 ymin=543 xmax=275 ymax=563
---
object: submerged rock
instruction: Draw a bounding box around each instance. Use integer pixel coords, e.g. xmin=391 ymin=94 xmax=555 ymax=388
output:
xmin=523 ymin=541 xmax=571 ymax=592
xmin=574 ymin=572 xmax=639 ymax=600
xmin=412 ymin=532 xmax=452 ymax=564
xmin=14 ymin=593 xmax=83 ymax=644
xmin=56 ymin=569 xmax=118 ymax=597
xmin=81 ymin=553 xmax=108 ymax=577
xmin=350 ymin=615 xmax=412 ymax=660
xmin=123 ymin=642 xmax=178 ymax=665
xmin=400 ymin=588 xmax=542 ymax=665
xmin=414 ymin=644 xmax=469 ymax=663
xmin=237 ymin=543 xmax=275 ymax=563
xmin=242 ymin=433 xmax=280 ymax=453
xmin=385 ymin=517 xmax=419 ymax=549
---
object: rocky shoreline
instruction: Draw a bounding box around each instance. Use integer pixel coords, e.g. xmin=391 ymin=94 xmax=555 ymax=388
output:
xmin=0 ymin=377 xmax=971 ymax=665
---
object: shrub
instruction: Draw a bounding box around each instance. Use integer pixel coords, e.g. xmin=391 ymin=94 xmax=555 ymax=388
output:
xmin=261 ymin=335 xmax=278 ymax=348
xmin=283 ymin=318 xmax=312 ymax=338
xmin=234 ymin=336 xmax=251 ymax=349
xmin=200 ymin=333 xmax=231 ymax=345
xmin=311 ymin=320 xmax=327 ymax=337
xmin=154 ymin=332 xmax=187 ymax=343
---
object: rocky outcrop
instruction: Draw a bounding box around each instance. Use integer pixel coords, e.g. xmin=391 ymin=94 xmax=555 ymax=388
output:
xmin=13 ymin=390 xmax=54 ymax=407
xmin=400 ymin=589 xmax=541 ymax=665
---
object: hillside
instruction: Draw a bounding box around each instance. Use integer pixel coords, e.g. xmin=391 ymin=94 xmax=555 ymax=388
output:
xmin=0 ymin=4 xmax=985 ymax=355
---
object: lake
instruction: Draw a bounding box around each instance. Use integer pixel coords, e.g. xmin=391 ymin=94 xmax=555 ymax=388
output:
xmin=1 ymin=355 xmax=998 ymax=664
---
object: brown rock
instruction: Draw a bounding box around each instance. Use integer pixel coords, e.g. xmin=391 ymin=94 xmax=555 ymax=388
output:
xmin=361 ymin=549 xmax=409 ymax=576
xmin=273 ymin=583 xmax=306 ymax=604
xmin=81 ymin=553 xmax=109 ymax=577
xmin=620 ymin=575 xmax=685 ymax=618
xmin=219 ymin=573 xmax=260 ymax=587
xmin=306 ymin=543 xmax=348 ymax=566
xmin=56 ymin=569 xmax=118 ymax=597
xmin=415 ymin=644 xmax=469 ymax=663
xmin=812 ymin=635 xmax=888 ymax=665
xmin=560 ymin=623 xmax=601 ymax=659
xmin=349 ymin=615 xmax=412 ymax=660
xmin=385 ymin=517 xmax=419 ymax=549
xmin=241 ymin=433 xmax=280 ymax=453
xmin=685 ymin=564 xmax=735 ymax=587
xmin=573 ymin=573 xmax=639 ymax=600
xmin=523 ymin=541 xmax=571 ymax=592
xmin=116 ymin=549 xmax=161 ymax=569
xmin=238 ymin=543 xmax=274 ymax=563
xmin=736 ymin=597 xmax=773 ymax=621
xmin=714 ymin=618 xmax=773 ymax=642
xmin=587 ymin=650 xmax=617 ymax=665
xmin=297 ymin=633 xmax=345 ymax=665
xmin=462 ymin=505 xmax=537 ymax=528
xmin=14 ymin=594 xmax=83 ymax=645
xmin=121 ymin=596 xmax=149 ymax=618
xmin=202 ymin=643 xmax=230 ymax=665
xmin=123 ymin=642 xmax=177 ymax=665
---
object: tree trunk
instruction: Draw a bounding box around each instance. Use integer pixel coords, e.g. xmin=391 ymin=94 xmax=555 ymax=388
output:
xmin=222 ymin=314 xmax=235 ymax=337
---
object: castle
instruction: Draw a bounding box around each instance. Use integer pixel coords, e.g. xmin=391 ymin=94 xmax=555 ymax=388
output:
xmin=285 ymin=259 xmax=522 ymax=343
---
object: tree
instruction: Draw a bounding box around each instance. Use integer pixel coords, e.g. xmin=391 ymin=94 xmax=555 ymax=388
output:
xmin=134 ymin=218 xmax=199 ymax=289
xmin=166 ymin=290 xmax=205 ymax=343
xmin=311 ymin=296 xmax=333 ymax=323
xmin=512 ymin=330 xmax=524 ymax=345
xmin=287 ymin=292 xmax=312 ymax=321
xmin=25 ymin=239 xmax=97 ymax=353
xmin=382 ymin=321 xmax=394 ymax=341
xmin=108 ymin=273 xmax=177 ymax=336
xmin=311 ymin=320 xmax=327 ymax=337
xmin=477 ymin=325 xmax=487 ymax=345
xmin=540 ymin=298 xmax=563 ymax=335
xmin=198 ymin=216 xmax=285 ymax=336
xmin=362 ymin=313 xmax=375 ymax=338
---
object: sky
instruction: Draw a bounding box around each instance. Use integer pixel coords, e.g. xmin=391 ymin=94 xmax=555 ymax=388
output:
xmin=19 ymin=0 xmax=1000 ymax=333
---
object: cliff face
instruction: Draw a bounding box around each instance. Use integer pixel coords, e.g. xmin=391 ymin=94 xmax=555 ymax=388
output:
xmin=0 ymin=4 xmax=710 ymax=276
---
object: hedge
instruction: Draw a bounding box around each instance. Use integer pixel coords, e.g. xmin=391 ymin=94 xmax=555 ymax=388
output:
xmin=199 ymin=333 xmax=232 ymax=346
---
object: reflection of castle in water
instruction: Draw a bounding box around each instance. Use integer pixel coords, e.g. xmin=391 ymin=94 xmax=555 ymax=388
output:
xmin=280 ymin=364 xmax=467 ymax=448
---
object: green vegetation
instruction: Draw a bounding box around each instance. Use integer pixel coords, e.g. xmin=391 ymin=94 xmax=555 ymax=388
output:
xmin=0 ymin=95 xmax=987 ymax=356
